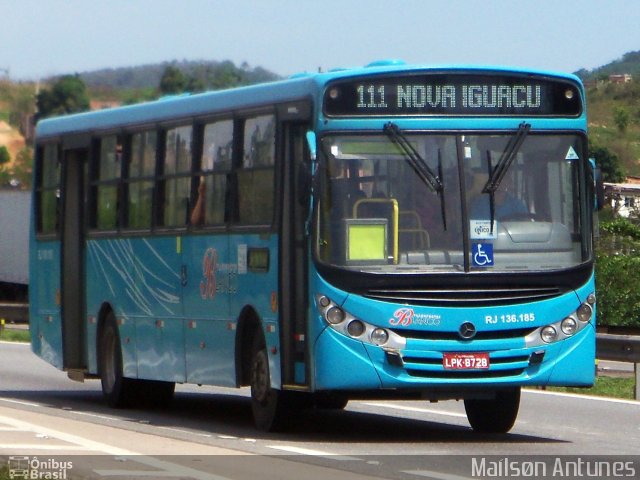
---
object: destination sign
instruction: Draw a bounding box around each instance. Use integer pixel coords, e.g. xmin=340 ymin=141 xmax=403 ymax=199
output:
xmin=323 ymin=74 xmax=581 ymax=117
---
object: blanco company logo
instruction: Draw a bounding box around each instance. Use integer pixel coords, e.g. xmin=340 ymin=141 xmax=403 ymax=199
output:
xmin=389 ymin=308 xmax=441 ymax=327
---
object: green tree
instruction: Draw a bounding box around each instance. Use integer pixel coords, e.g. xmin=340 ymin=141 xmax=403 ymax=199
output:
xmin=0 ymin=146 xmax=10 ymax=165
xmin=589 ymin=141 xmax=625 ymax=182
xmin=159 ymin=66 xmax=187 ymax=94
xmin=12 ymin=146 xmax=33 ymax=188
xmin=36 ymin=75 xmax=90 ymax=118
xmin=612 ymin=105 xmax=630 ymax=132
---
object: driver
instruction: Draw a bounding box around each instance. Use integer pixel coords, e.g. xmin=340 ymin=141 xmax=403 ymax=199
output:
xmin=469 ymin=171 xmax=528 ymax=220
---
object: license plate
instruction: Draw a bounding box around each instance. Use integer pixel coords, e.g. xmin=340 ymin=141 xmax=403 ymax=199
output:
xmin=443 ymin=352 xmax=490 ymax=370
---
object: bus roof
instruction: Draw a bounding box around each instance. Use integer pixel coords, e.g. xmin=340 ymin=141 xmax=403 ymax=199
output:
xmin=35 ymin=63 xmax=582 ymax=140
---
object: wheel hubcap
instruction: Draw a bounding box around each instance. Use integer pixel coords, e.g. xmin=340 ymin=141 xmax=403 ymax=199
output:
xmin=251 ymin=350 xmax=269 ymax=403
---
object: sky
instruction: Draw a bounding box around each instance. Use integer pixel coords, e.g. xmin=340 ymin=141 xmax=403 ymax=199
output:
xmin=1 ymin=0 xmax=639 ymax=80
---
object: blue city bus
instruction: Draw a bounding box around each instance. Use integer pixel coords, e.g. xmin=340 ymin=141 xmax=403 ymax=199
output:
xmin=30 ymin=62 xmax=597 ymax=433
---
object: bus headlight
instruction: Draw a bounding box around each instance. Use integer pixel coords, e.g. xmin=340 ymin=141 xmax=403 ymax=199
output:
xmin=370 ymin=328 xmax=389 ymax=346
xmin=576 ymin=303 xmax=593 ymax=323
xmin=561 ymin=317 xmax=578 ymax=335
xmin=326 ymin=306 xmax=346 ymax=324
xmin=347 ymin=320 xmax=365 ymax=337
xmin=525 ymin=293 xmax=595 ymax=347
xmin=315 ymin=294 xmax=405 ymax=349
xmin=541 ymin=326 xmax=558 ymax=343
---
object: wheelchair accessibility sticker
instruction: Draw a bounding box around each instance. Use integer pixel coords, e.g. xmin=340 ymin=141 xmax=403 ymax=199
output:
xmin=472 ymin=242 xmax=494 ymax=267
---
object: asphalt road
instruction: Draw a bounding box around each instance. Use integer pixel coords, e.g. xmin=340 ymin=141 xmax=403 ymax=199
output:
xmin=1 ymin=341 xmax=639 ymax=479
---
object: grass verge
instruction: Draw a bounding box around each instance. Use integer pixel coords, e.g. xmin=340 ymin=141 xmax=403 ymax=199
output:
xmin=545 ymin=375 xmax=636 ymax=400
xmin=0 ymin=328 xmax=30 ymax=343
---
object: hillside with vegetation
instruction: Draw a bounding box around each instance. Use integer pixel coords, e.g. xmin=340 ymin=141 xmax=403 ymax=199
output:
xmin=81 ymin=59 xmax=281 ymax=104
xmin=575 ymin=50 xmax=640 ymax=178
xmin=0 ymin=59 xmax=281 ymax=188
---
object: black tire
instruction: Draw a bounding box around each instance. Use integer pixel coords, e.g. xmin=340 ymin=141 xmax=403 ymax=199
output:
xmin=250 ymin=333 xmax=288 ymax=431
xmin=136 ymin=379 xmax=176 ymax=408
xmin=99 ymin=311 xmax=134 ymax=408
xmin=313 ymin=392 xmax=349 ymax=410
xmin=464 ymin=387 xmax=521 ymax=434
xmin=99 ymin=313 xmax=176 ymax=409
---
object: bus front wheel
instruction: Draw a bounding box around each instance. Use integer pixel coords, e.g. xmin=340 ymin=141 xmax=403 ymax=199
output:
xmin=464 ymin=387 xmax=520 ymax=434
xmin=250 ymin=334 xmax=287 ymax=431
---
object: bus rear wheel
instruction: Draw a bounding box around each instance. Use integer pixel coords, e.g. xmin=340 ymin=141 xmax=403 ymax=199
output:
xmin=250 ymin=334 xmax=288 ymax=431
xmin=99 ymin=313 xmax=175 ymax=408
xmin=99 ymin=312 xmax=134 ymax=408
xmin=464 ymin=387 xmax=520 ymax=434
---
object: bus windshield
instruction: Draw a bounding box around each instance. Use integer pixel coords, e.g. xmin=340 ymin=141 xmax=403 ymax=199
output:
xmin=316 ymin=131 xmax=588 ymax=273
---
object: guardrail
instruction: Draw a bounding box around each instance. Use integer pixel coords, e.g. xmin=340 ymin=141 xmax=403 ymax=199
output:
xmin=0 ymin=302 xmax=29 ymax=324
xmin=596 ymin=333 xmax=640 ymax=400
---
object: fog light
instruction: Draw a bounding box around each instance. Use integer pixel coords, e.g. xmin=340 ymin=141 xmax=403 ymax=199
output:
xmin=541 ymin=326 xmax=558 ymax=343
xmin=587 ymin=293 xmax=596 ymax=305
xmin=318 ymin=296 xmax=330 ymax=308
xmin=347 ymin=320 xmax=365 ymax=337
xmin=561 ymin=317 xmax=578 ymax=335
xmin=576 ymin=303 xmax=592 ymax=322
xmin=326 ymin=306 xmax=345 ymax=324
xmin=370 ymin=328 xmax=389 ymax=346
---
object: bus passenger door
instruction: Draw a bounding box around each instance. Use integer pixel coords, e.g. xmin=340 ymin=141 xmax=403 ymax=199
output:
xmin=280 ymin=122 xmax=311 ymax=387
xmin=60 ymin=145 xmax=88 ymax=371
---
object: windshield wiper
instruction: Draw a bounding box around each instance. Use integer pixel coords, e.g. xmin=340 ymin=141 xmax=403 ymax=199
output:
xmin=383 ymin=122 xmax=447 ymax=230
xmin=482 ymin=121 xmax=531 ymax=232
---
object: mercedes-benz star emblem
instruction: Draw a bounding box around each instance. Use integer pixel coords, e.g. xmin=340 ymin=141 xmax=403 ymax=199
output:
xmin=459 ymin=322 xmax=477 ymax=339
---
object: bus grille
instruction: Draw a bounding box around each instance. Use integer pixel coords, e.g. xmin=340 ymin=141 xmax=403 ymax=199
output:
xmin=404 ymin=367 xmax=527 ymax=379
xmin=364 ymin=286 xmax=563 ymax=307
xmin=391 ymin=327 xmax=537 ymax=342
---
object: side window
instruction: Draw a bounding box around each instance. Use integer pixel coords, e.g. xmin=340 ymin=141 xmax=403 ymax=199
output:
xmin=36 ymin=144 xmax=61 ymax=235
xmin=95 ymin=136 xmax=123 ymax=230
xmin=163 ymin=126 xmax=192 ymax=227
xmin=237 ymin=114 xmax=275 ymax=224
xmin=126 ymin=131 xmax=156 ymax=229
xmin=191 ymin=119 xmax=233 ymax=226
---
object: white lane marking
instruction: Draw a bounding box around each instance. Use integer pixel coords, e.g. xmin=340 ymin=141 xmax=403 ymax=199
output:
xmin=94 ymin=456 xmax=235 ymax=480
xmin=0 ymin=413 xmax=133 ymax=455
xmin=402 ymin=469 xmax=474 ymax=480
xmin=0 ymin=444 xmax=93 ymax=451
xmin=0 ymin=414 xmax=236 ymax=480
xmin=524 ymin=388 xmax=640 ymax=406
xmin=267 ymin=445 xmax=361 ymax=461
xmin=0 ymin=398 xmax=41 ymax=407
xmin=94 ymin=470 xmax=183 ymax=477
xmin=68 ymin=410 xmax=122 ymax=422
xmin=360 ymin=402 xmax=467 ymax=418
xmin=157 ymin=426 xmax=212 ymax=438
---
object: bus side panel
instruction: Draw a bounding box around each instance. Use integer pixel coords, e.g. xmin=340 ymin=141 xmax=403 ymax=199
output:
xmin=85 ymin=237 xmax=184 ymax=381
xmin=30 ymin=241 xmax=63 ymax=369
xmin=182 ymin=234 xmax=235 ymax=386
